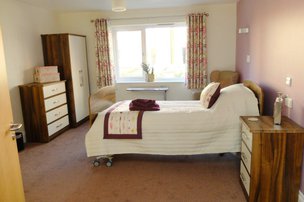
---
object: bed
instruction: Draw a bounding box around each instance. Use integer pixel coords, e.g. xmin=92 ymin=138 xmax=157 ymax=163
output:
xmin=85 ymin=80 xmax=264 ymax=167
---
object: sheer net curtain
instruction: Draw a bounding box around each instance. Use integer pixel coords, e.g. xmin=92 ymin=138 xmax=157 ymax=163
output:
xmin=187 ymin=13 xmax=208 ymax=89
xmin=94 ymin=18 xmax=113 ymax=88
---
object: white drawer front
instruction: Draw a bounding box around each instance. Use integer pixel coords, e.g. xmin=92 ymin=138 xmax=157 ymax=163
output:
xmin=242 ymin=123 xmax=253 ymax=151
xmin=241 ymin=141 xmax=252 ymax=173
xmin=46 ymin=104 xmax=68 ymax=124
xmin=240 ymin=162 xmax=250 ymax=195
xmin=43 ymin=82 xmax=65 ymax=98
xmin=47 ymin=115 xmax=69 ymax=136
xmin=44 ymin=93 xmax=67 ymax=111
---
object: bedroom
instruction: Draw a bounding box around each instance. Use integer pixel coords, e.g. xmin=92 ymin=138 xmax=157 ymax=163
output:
xmin=0 ymin=0 xmax=304 ymax=201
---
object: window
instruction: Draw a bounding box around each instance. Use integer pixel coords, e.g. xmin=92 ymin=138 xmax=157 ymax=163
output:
xmin=112 ymin=24 xmax=187 ymax=82
xmin=116 ymin=30 xmax=143 ymax=78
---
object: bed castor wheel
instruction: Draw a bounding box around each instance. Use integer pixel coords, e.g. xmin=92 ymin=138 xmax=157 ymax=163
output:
xmin=93 ymin=159 xmax=101 ymax=167
xmin=106 ymin=160 xmax=112 ymax=167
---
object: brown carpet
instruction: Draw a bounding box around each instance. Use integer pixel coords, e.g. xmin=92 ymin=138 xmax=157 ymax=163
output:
xmin=19 ymin=121 xmax=246 ymax=202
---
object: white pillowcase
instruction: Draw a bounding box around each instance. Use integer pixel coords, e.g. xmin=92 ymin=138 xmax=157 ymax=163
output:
xmin=214 ymin=83 xmax=259 ymax=116
xmin=200 ymin=82 xmax=221 ymax=109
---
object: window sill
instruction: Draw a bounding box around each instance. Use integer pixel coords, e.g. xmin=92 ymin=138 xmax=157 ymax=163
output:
xmin=116 ymin=80 xmax=185 ymax=84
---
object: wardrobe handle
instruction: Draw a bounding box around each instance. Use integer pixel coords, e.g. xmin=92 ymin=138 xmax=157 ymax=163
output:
xmin=79 ymin=70 xmax=84 ymax=87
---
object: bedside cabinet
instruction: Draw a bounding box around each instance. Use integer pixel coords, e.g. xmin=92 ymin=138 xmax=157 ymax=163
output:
xmin=240 ymin=116 xmax=304 ymax=202
xmin=19 ymin=81 xmax=70 ymax=142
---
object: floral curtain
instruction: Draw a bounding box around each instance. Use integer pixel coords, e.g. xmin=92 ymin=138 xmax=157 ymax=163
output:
xmin=94 ymin=18 xmax=113 ymax=88
xmin=187 ymin=13 xmax=208 ymax=89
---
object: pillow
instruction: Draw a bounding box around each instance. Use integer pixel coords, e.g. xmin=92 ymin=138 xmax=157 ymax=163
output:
xmin=215 ymin=83 xmax=259 ymax=116
xmin=200 ymin=82 xmax=221 ymax=108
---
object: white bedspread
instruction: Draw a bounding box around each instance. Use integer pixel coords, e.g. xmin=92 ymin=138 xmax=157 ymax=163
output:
xmin=85 ymin=84 xmax=259 ymax=157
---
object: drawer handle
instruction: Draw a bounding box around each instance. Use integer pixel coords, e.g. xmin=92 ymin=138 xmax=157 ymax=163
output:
xmin=53 ymin=101 xmax=58 ymax=104
xmin=242 ymin=132 xmax=249 ymax=140
xmin=54 ymin=112 xmax=60 ymax=116
xmin=52 ymin=88 xmax=58 ymax=92
xmin=240 ymin=172 xmax=246 ymax=182
xmin=56 ymin=123 xmax=63 ymax=128
xmin=241 ymin=152 xmax=247 ymax=161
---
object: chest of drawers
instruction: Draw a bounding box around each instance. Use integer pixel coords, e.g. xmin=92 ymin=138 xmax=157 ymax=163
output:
xmin=240 ymin=116 xmax=304 ymax=202
xmin=19 ymin=81 xmax=70 ymax=142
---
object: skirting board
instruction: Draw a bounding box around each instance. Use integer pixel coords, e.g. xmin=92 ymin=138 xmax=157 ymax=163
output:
xmin=299 ymin=191 xmax=304 ymax=202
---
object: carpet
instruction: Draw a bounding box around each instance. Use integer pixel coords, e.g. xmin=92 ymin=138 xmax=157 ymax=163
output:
xmin=19 ymin=121 xmax=246 ymax=202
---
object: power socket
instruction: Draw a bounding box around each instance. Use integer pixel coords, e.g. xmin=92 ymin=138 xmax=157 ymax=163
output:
xmin=285 ymin=97 xmax=293 ymax=108
xmin=285 ymin=77 xmax=292 ymax=86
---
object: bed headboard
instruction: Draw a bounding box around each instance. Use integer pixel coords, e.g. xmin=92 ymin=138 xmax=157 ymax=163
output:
xmin=243 ymin=80 xmax=264 ymax=115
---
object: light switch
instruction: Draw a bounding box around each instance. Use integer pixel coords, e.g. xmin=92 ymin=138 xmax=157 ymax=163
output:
xmin=238 ymin=28 xmax=249 ymax=34
xmin=285 ymin=77 xmax=292 ymax=86
xmin=246 ymin=55 xmax=251 ymax=63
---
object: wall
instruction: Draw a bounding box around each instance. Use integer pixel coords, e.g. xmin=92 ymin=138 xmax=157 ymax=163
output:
xmin=236 ymin=0 xmax=304 ymax=193
xmin=0 ymin=0 xmax=59 ymax=137
xmin=57 ymin=3 xmax=237 ymax=100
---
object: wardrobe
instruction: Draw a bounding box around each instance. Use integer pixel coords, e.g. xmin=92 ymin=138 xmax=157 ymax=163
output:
xmin=41 ymin=34 xmax=90 ymax=127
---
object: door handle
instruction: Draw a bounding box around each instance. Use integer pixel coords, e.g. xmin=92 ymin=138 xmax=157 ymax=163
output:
xmin=10 ymin=123 xmax=22 ymax=131
xmin=9 ymin=123 xmax=22 ymax=140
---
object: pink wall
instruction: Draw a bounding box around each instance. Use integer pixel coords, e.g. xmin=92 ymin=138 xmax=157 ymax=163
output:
xmin=236 ymin=0 xmax=304 ymax=192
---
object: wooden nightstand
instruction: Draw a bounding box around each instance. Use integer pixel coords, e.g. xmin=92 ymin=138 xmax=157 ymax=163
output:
xmin=240 ymin=116 xmax=304 ymax=202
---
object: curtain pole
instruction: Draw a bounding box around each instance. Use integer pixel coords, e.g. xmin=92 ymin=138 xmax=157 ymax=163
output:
xmin=90 ymin=13 xmax=209 ymax=23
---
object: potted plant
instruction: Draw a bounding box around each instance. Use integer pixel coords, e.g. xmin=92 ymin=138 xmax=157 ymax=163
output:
xmin=141 ymin=63 xmax=154 ymax=82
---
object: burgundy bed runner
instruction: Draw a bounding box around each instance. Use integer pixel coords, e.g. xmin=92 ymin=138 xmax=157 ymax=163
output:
xmin=104 ymin=101 xmax=144 ymax=139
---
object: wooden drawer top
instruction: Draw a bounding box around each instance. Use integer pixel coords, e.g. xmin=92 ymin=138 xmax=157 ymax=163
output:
xmin=240 ymin=116 xmax=304 ymax=134
xmin=19 ymin=80 xmax=65 ymax=88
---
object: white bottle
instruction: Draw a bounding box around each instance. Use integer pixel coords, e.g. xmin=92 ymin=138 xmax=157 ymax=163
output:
xmin=273 ymin=92 xmax=283 ymax=125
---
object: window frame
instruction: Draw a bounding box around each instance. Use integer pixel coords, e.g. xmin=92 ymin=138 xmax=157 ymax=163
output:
xmin=111 ymin=22 xmax=187 ymax=83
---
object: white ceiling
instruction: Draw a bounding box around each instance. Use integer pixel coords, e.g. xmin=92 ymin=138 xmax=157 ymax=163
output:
xmin=17 ymin=0 xmax=236 ymax=12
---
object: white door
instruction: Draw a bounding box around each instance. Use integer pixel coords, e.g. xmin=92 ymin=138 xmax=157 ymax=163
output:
xmin=69 ymin=35 xmax=90 ymax=122
xmin=0 ymin=27 xmax=25 ymax=201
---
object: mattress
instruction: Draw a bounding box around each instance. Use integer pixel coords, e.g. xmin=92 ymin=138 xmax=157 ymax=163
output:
xmin=85 ymin=84 xmax=259 ymax=157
